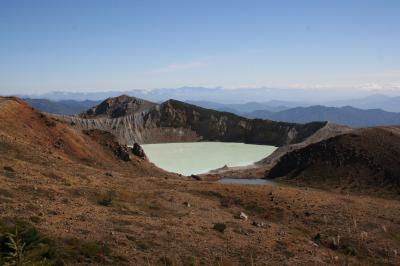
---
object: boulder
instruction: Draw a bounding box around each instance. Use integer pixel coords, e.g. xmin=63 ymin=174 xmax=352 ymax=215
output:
xmin=239 ymin=212 xmax=248 ymax=220
xmin=252 ymin=221 xmax=265 ymax=227
xmin=114 ymin=146 xmax=131 ymax=161
xmin=131 ymin=143 xmax=147 ymax=160
xmin=191 ymin=174 xmax=201 ymax=180
xmin=235 ymin=212 xmax=248 ymax=220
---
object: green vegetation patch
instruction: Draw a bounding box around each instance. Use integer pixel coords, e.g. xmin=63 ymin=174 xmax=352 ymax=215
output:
xmin=0 ymin=140 xmax=12 ymax=154
xmin=62 ymin=238 xmax=114 ymax=264
xmin=213 ymin=223 xmax=227 ymax=233
xmin=0 ymin=218 xmax=62 ymax=265
xmin=97 ymin=190 xmax=117 ymax=206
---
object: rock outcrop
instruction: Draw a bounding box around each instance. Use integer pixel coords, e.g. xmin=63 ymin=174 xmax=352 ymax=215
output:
xmin=81 ymin=95 xmax=156 ymax=118
xmin=132 ymin=142 xmax=147 ymax=160
xmin=83 ymin=129 xmax=147 ymax=161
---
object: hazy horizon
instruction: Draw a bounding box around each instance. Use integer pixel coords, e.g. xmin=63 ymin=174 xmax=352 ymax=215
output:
xmin=12 ymin=86 xmax=400 ymax=104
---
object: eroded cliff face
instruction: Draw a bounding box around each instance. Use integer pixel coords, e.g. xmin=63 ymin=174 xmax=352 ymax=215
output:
xmin=58 ymin=110 xmax=201 ymax=145
xmin=155 ymin=100 xmax=327 ymax=146
xmin=55 ymin=97 xmax=327 ymax=146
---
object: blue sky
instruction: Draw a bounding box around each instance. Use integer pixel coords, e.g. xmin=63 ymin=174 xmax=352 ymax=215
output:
xmin=1 ymin=0 xmax=400 ymax=94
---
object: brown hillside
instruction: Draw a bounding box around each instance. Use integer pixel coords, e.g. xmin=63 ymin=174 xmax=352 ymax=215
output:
xmin=0 ymin=97 xmax=157 ymax=172
xmin=267 ymin=127 xmax=400 ymax=197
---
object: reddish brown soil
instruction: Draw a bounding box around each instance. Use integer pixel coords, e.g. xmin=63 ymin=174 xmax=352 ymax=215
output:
xmin=0 ymin=97 xmax=399 ymax=265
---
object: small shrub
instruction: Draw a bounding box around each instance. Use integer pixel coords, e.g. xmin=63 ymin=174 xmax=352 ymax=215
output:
xmin=220 ymin=196 xmax=235 ymax=208
xmin=213 ymin=223 xmax=227 ymax=233
xmin=97 ymin=190 xmax=116 ymax=207
xmin=41 ymin=115 xmax=56 ymax=128
xmin=81 ymin=157 xmax=98 ymax=167
xmin=3 ymin=166 xmax=15 ymax=172
xmin=0 ymin=141 xmax=12 ymax=154
xmin=80 ymin=242 xmax=110 ymax=258
xmin=125 ymin=235 xmax=135 ymax=242
xmin=3 ymin=228 xmax=30 ymax=266
xmin=342 ymin=244 xmax=357 ymax=256
xmin=137 ymin=241 xmax=149 ymax=251
xmin=45 ymin=120 xmax=56 ymax=127
xmin=180 ymin=256 xmax=196 ymax=266
xmin=3 ymin=166 xmax=16 ymax=179
xmin=159 ymin=256 xmax=173 ymax=266
xmin=43 ymin=171 xmax=63 ymax=181
xmin=98 ymin=197 xmax=112 ymax=206
xmin=2 ymin=171 xmax=15 ymax=179
xmin=29 ymin=216 xmax=41 ymax=224
xmin=0 ymin=220 xmax=61 ymax=265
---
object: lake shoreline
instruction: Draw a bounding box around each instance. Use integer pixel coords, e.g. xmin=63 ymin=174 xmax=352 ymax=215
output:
xmin=142 ymin=142 xmax=276 ymax=176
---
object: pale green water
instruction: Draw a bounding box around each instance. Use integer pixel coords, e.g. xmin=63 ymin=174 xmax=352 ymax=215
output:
xmin=141 ymin=142 xmax=276 ymax=176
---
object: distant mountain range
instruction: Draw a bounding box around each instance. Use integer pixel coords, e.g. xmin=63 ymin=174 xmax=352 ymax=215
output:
xmin=18 ymin=87 xmax=327 ymax=102
xmin=23 ymin=98 xmax=100 ymax=115
xmin=23 ymin=97 xmax=400 ymax=128
xmin=186 ymin=100 xmax=400 ymax=127
xmin=18 ymin=87 xmax=400 ymax=112
xmin=185 ymin=100 xmax=295 ymax=114
xmin=245 ymin=105 xmax=400 ymax=128
xmin=327 ymin=94 xmax=400 ymax=113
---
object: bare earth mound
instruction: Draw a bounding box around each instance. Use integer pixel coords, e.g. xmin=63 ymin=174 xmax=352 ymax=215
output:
xmin=267 ymin=127 xmax=400 ymax=198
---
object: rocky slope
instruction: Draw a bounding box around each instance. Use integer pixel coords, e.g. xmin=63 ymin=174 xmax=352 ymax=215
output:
xmin=258 ymin=122 xmax=353 ymax=167
xmin=81 ymin=94 xmax=156 ymax=118
xmin=57 ymin=96 xmax=327 ymax=146
xmin=266 ymin=126 xmax=400 ymax=197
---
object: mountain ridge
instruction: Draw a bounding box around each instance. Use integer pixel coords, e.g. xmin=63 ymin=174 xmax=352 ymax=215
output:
xmin=23 ymin=97 xmax=400 ymax=128
xmin=54 ymin=95 xmax=327 ymax=146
